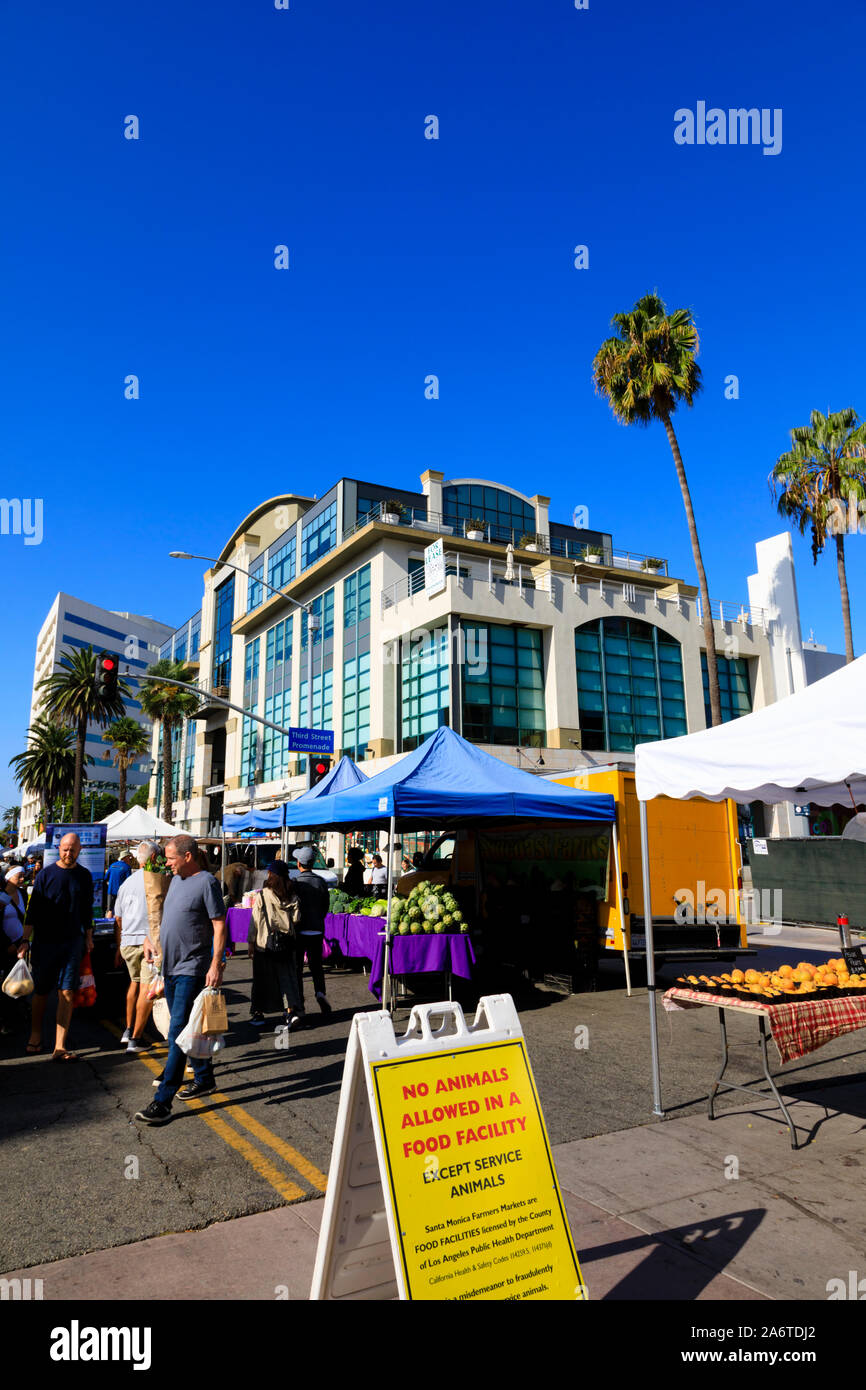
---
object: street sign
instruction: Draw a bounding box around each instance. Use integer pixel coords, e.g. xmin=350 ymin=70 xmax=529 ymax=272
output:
xmin=205 ymin=784 xmax=225 ymax=795
xmin=311 ymin=995 xmax=585 ymax=1302
xmin=288 ymin=727 xmax=335 ymax=755
xmin=424 ymin=538 xmax=446 ymax=596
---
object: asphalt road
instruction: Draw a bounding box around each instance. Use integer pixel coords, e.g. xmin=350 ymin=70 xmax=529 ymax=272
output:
xmin=2 ymin=930 xmax=865 ymax=1274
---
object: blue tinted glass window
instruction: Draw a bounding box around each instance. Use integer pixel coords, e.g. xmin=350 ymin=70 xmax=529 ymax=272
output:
xmin=575 ymin=619 xmax=685 ymax=752
xmin=301 ymin=501 xmax=337 ymax=570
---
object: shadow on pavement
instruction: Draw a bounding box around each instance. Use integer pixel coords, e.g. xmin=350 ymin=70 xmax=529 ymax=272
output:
xmin=581 ymin=1208 xmax=766 ymax=1299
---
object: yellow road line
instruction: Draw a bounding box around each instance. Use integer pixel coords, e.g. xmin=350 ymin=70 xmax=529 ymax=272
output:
xmin=100 ymin=1018 xmax=325 ymax=1197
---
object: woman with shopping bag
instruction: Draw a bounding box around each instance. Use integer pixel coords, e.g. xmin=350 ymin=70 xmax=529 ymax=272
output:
xmin=249 ymin=862 xmax=303 ymax=1032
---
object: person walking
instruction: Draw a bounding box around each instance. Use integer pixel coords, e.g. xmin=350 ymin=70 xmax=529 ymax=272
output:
xmin=248 ymin=862 xmax=303 ymax=1030
xmin=114 ymin=840 xmax=158 ymax=1052
xmin=105 ymin=854 xmax=131 ymax=916
xmin=19 ymin=832 xmax=93 ymax=1061
xmin=134 ymin=834 xmax=227 ymax=1126
xmin=1 ymin=867 xmax=28 ymax=1039
xmin=290 ymin=846 xmax=332 ymax=1016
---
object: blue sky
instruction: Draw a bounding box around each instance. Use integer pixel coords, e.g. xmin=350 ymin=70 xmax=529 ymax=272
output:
xmin=2 ymin=0 xmax=865 ymax=812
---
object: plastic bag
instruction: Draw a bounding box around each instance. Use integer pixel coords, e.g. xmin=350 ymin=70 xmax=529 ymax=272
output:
xmin=146 ymin=968 xmax=165 ymax=1000
xmin=73 ymin=951 xmax=97 ymax=1008
xmin=151 ymin=996 xmax=171 ymax=1039
xmin=176 ymin=989 xmax=220 ymax=1058
xmin=2 ymin=957 xmax=34 ymax=998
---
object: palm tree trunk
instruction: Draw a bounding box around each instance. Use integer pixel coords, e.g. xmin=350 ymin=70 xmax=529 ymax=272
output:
xmin=662 ymin=415 xmax=722 ymax=726
xmin=73 ymin=716 xmax=86 ymax=821
xmin=118 ymin=756 xmax=128 ymax=812
xmin=835 ymin=532 xmax=855 ymax=663
xmin=162 ymin=720 xmax=174 ymax=824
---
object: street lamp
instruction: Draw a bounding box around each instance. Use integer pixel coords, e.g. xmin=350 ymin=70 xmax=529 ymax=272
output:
xmin=170 ymin=549 xmax=322 ymax=781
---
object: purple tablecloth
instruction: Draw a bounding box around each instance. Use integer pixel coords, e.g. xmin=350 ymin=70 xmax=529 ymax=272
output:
xmin=369 ymin=933 xmax=476 ymax=1001
xmin=323 ymin=912 xmax=383 ymax=961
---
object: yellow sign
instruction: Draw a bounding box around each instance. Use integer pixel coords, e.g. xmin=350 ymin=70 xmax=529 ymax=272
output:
xmin=370 ymin=1038 xmax=585 ymax=1301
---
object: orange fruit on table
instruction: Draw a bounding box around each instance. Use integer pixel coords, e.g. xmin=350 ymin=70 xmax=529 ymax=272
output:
xmin=745 ymin=969 xmax=760 ymax=983
xmin=731 ymin=970 xmax=745 ymax=984
xmin=778 ymin=965 xmax=794 ymax=978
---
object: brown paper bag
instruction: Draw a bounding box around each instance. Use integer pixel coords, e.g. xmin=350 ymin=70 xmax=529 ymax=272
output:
xmin=142 ymin=870 xmax=172 ymax=966
xmin=200 ymin=989 xmax=228 ymax=1036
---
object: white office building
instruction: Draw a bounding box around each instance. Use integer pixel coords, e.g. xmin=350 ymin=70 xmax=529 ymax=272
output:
xmin=18 ymin=593 xmax=174 ymax=844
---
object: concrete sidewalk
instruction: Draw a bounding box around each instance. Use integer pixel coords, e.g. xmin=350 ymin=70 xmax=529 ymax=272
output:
xmin=10 ymin=1080 xmax=865 ymax=1300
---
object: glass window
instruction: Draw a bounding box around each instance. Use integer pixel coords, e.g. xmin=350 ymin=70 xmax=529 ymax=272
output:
xmin=268 ymin=536 xmax=296 ymax=592
xmin=442 ymin=484 xmax=535 ymax=544
xmin=247 ymin=556 xmax=265 ymax=612
xmin=342 ymin=650 xmax=371 ymax=761
xmin=190 ymin=613 xmax=201 ymax=658
xmin=575 ymin=618 xmax=685 ymax=752
xmin=702 ymin=652 xmax=753 ymax=725
xmin=344 ymin=565 xmax=371 ymax=630
xmin=212 ymin=576 xmax=235 ymax=689
xmin=459 ymin=622 xmax=545 ymax=747
xmin=301 ymin=500 xmax=337 ymax=570
xmin=301 ymin=588 xmax=335 ymax=647
xmin=401 ymin=627 xmax=450 ymax=751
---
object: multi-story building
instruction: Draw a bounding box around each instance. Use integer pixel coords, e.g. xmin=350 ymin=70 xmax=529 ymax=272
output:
xmin=150 ymin=471 xmax=830 ymax=843
xmin=19 ymin=594 xmax=174 ymax=843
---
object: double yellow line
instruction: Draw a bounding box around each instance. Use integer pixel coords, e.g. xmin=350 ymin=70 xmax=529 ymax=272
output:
xmin=102 ymin=1021 xmax=328 ymax=1203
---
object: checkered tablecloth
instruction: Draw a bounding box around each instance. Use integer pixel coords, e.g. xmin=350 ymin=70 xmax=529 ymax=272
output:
xmin=663 ymin=986 xmax=866 ymax=1064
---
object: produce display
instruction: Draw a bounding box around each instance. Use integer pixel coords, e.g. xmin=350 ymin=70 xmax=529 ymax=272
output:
xmin=389 ymin=881 xmax=468 ymax=936
xmin=328 ymin=889 xmax=368 ymax=915
xmin=675 ymin=958 xmax=866 ymax=1003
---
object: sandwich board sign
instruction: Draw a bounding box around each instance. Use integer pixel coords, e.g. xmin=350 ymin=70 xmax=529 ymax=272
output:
xmin=310 ymin=994 xmax=585 ymax=1301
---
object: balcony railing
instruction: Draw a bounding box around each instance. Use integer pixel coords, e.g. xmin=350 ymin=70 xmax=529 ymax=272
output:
xmin=381 ymin=551 xmax=766 ymax=629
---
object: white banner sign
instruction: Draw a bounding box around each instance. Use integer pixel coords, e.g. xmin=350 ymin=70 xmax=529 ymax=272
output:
xmin=424 ymin=538 xmax=446 ymax=596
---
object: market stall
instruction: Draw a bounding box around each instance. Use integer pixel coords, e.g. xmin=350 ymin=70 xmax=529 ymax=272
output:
xmin=282 ymin=726 xmax=615 ymax=1008
xmin=634 ymin=654 xmax=866 ymax=1122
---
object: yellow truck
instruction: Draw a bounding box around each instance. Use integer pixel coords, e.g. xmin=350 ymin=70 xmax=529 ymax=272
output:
xmin=549 ymin=764 xmax=747 ymax=958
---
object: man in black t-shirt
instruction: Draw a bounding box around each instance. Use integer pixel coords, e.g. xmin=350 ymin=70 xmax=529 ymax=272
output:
xmin=20 ymin=833 xmax=93 ymax=1061
xmin=291 ymin=846 xmax=332 ymax=1016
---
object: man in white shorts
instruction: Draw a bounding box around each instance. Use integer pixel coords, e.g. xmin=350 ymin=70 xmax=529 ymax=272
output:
xmin=114 ymin=840 xmax=157 ymax=1053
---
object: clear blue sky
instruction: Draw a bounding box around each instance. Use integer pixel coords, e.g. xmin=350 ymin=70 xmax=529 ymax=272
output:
xmin=3 ymin=0 xmax=865 ymax=813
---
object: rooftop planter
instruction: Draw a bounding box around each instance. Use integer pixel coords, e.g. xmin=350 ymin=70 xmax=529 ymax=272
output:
xmin=642 ymin=557 xmax=665 ymax=574
xmin=381 ymin=500 xmax=406 ymax=524
xmin=583 ymin=545 xmax=603 ymax=564
xmin=466 ymin=518 xmax=486 ymax=540
xmin=519 ymin=532 xmax=541 ymax=552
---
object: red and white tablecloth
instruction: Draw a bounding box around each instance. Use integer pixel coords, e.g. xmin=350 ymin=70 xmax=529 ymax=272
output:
xmin=663 ymin=986 xmax=866 ymax=1065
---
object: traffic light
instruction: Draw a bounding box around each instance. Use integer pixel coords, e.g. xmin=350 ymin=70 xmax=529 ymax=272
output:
xmin=95 ymin=652 xmax=119 ymax=699
xmin=311 ymin=757 xmax=331 ymax=787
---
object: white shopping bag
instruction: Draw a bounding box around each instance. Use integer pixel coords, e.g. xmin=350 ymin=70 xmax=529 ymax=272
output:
xmin=2 ymin=957 xmax=34 ymax=997
xmin=175 ymin=989 xmax=222 ymax=1058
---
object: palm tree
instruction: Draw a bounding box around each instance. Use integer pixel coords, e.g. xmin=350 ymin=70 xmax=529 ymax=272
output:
xmin=593 ymin=293 xmax=721 ymax=725
xmin=770 ymin=409 xmax=866 ymax=663
xmin=9 ymin=720 xmax=79 ymax=829
xmin=37 ymin=646 xmax=130 ymax=820
xmin=138 ymin=660 xmax=200 ymax=823
xmin=102 ymin=717 xmax=151 ymax=811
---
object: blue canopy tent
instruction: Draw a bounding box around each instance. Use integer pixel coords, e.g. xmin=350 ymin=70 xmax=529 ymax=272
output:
xmin=223 ymin=807 xmax=284 ymax=832
xmin=281 ymin=727 xmax=617 ymax=1007
xmin=291 ymin=754 xmax=368 ymax=803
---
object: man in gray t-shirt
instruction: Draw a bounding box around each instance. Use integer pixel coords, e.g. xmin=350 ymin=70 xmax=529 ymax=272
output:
xmin=135 ymin=835 xmax=227 ymax=1125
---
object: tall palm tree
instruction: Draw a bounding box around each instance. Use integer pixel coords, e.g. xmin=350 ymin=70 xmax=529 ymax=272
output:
xmin=9 ymin=720 xmax=79 ymax=829
xmin=37 ymin=646 xmax=130 ymax=820
xmin=102 ymin=717 xmax=151 ymax=811
xmin=593 ymin=293 xmax=722 ymax=726
xmin=770 ymin=408 xmax=866 ymax=663
xmin=138 ymin=660 xmax=200 ymax=823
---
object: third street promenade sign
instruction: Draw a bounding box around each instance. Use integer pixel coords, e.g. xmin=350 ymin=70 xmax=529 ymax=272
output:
xmin=287 ymin=727 xmax=335 ymax=755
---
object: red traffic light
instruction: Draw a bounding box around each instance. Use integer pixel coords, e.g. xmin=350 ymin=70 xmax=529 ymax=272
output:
xmin=102 ymin=657 xmax=116 ymax=671
xmin=315 ymin=762 xmax=327 ymax=774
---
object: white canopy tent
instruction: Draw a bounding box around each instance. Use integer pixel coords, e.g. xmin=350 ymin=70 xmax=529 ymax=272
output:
xmin=105 ymin=805 xmax=176 ymax=842
xmin=634 ymin=655 xmax=866 ymax=1115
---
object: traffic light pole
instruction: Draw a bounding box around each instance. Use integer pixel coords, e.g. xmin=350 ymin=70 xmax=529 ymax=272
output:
xmin=137 ymin=675 xmax=296 ymax=742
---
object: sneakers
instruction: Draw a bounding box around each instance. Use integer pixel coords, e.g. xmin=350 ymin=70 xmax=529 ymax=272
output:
xmin=250 ymin=1012 xmax=266 ymax=1027
xmin=120 ymin=1027 xmax=132 ymax=1045
xmin=134 ymin=1100 xmax=172 ymax=1125
xmin=126 ymin=1037 xmax=151 ymax=1053
xmin=177 ymin=1080 xmax=216 ymax=1100
xmin=316 ymin=991 xmax=332 ymax=1015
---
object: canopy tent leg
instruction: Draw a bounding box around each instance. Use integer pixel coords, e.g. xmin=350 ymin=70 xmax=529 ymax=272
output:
xmin=639 ymin=798 xmax=664 ymax=1117
xmin=382 ymin=814 xmax=396 ymax=1012
xmin=611 ymin=820 xmax=632 ymax=997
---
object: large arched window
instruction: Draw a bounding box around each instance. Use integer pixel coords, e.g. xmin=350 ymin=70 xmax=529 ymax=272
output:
xmin=575 ymin=618 xmax=686 ymax=752
xmin=443 ymin=484 xmax=535 ymax=543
